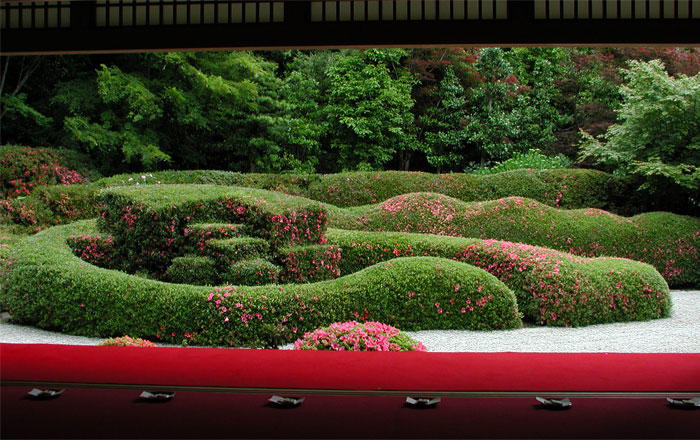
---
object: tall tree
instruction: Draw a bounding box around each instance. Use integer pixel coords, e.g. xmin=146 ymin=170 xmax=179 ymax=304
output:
xmin=325 ymin=49 xmax=420 ymax=170
xmin=420 ymin=66 xmax=468 ymax=172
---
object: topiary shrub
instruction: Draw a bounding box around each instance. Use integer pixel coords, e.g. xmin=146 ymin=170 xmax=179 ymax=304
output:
xmin=293 ymin=321 xmax=426 ymax=351
xmin=1 ymin=220 xmax=520 ymax=348
xmin=328 ymin=193 xmax=699 ymax=287
xmin=67 ymin=234 xmax=116 ymax=269
xmin=99 ymin=335 xmax=156 ymax=347
xmin=92 ymin=168 xmax=639 ymax=213
xmin=278 ymin=244 xmax=342 ymax=283
xmin=324 ymin=228 xmax=672 ymax=327
xmin=97 ymin=184 xmax=328 ymax=276
xmin=184 ymin=223 xmax=244 ymax=253
xmin=165 ymin=256 xmax=220 ymax=285
xmin=224 ymin=258 xmax=281 ymax=285
xmin=204 ymin=237 xmax=270 ymax=264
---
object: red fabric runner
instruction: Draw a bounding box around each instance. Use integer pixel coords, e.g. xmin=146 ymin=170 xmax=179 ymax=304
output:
xmin=2 ymin=343 xmax=699 ymax=393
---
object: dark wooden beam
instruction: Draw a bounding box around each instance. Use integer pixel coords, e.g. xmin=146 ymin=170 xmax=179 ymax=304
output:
xmin=1 ymin=1 xmax=699 ymax=55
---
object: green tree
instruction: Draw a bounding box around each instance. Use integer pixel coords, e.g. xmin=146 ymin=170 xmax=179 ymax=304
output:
xmin=53 ymin=52 xmax=295 ymax=173
xmin=280 ymin=51 xmax=341 ymax=173
xmin=420 ymin=66 xmax=468 ymax=172
xmin=325 ymin=49 xmax=421 ymax=170
xmin=578 ymin=59 xmax=700 ymax=209
xmin=464 ymin=48 xmax=521 ymax=163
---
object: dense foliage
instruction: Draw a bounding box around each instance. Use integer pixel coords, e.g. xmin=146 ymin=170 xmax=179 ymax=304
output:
xmin=322 ymin=228 xmax=671 ymax=327
xmin=579 ymin=60 xmax=700 ymax=212
xmin=0 ymin=221 xmax=522 ymax=347
xmin=1 ymin=47 xmax=697 ymax=349
xmin=328 ymin=193 xmax=699 ymax=287
xmin=4 ymin=48 xmax=698 ymax=178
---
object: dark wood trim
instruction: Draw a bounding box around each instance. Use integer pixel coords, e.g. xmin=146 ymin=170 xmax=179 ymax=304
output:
xmin=2 ymin=0 xmax=699 ymax=54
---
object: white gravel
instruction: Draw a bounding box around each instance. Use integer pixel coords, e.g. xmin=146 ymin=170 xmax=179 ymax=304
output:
xmin=2 ymin=291 xmax=699 ymax=353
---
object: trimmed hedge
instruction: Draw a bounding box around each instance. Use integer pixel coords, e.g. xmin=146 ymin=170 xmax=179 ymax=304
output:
xmin=225 ymin=258 xmax=281 ymax=285
xmin=278 ymin=244 xmax=343 ymax=283
xmin=184 ymin=223 xmax=243 ymax=253
xmin=1 ymin=221 xmax=520 ymax=348
xmin=95 ymin=168 xmax=628 ymax=211
xmin=0 ymin=168 xmax=652 ymax=230
xmin=97 ymin=184 xmax=327 ymax=276
xmin=204 ymin=237 xmax=270 ymax=263
xmin=323 ymin=228 xmax=672 ymax=327
xmin=165 ymin=256 xmax=219 ymax=285
xmin=328 ymin=194 xmax=700 ymax=287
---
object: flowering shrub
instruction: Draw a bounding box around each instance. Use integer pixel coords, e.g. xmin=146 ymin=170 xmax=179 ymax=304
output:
xmin=225 ymin=258 xmax=281 ymax=285
xmin=184 ymin=223 xmax=243 ymax=252
xmin=67 ymin=234 xmax=116 ymax=268
xmin=0 ymin=220 xmax=520 ymax=348
xmin=325 ymin=228 xmax=672 ymax=327
xmin=0 ymin=146 xmax=91 ymax=198
xmin=294 ymin=321 xmax=426 ymax=351
xmin=97 ymin=185 xmax=327 ymax=276
xmin=328 ymin=194 xmax=699 ymax=287
xmin=279 ymin=244 xmax=342 ymax=283
xmin=99 ymin=335 xmax=156 ymax=347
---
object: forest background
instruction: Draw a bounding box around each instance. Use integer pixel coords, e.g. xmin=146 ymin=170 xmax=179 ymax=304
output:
xmin=1 ymin=47 xmax=699 ymax=213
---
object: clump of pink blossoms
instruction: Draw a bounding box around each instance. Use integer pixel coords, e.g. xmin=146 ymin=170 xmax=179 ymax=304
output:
xmin=99 ymin=335 xmax=156 ymax=347
xmin=293 ymin=321 xmax=426 ymax=352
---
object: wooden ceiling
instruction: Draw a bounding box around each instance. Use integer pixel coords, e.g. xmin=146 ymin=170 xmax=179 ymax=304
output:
xmin=1 ymin=0 xmax=699 ymax=54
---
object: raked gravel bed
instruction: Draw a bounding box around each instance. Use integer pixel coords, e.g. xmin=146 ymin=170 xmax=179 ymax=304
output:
xmin=1 ymin=291 xmax=699 ymax=352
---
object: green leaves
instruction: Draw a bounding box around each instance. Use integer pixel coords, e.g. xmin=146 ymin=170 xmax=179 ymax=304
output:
xmin=325 ymin=49 xmax=419 ymax=170
xmin=578 ymin=59 xmax=700 ymax=203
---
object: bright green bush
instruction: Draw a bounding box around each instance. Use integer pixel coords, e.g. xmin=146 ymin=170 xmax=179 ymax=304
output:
xmin=470 ymin=149 xmax=572 ymax=175
xmin=165 ymin=256 xmax=219 ymax=285
xmin=225 ymin=258 xmax=281 ymax=285
xmin=578 ymin=60 xmax=700 ymax=213
xmin=324 ymin=228 xmax=672 ymax=327
xmin=1 ymin=221 xmax=520 ymax=347
xmin=328 ymin=193 xmax=699 ymax=287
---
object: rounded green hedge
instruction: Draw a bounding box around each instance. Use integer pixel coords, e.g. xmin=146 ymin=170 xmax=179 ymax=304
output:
xmin=322 ymin=228 xmax=672 ymax=327
xmin=1 ymin=221 xmax=521 ymax=348
xmin=328 ymin=193 xmax=699 ymax=287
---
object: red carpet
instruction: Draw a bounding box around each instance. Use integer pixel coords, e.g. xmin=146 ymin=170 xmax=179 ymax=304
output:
xmin=2 ymin=343 xmax=700 ymax=394
xmin=2 ymin=344 xmax=700 ymax=438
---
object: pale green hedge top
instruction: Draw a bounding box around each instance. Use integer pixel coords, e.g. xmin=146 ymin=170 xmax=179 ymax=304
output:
xmin=98 ymin=184 xmax=325 ymax=213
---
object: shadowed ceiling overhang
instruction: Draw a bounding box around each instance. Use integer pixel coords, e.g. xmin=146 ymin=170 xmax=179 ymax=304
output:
xmin=1 ymin=0 xmax=699 ymax=54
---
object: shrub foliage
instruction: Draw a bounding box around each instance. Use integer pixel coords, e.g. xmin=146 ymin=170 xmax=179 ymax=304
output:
xmin=328 ymin=193 xmax=699 ymax=287
xmin=1 ymin=221 xmax=521 ymax=347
